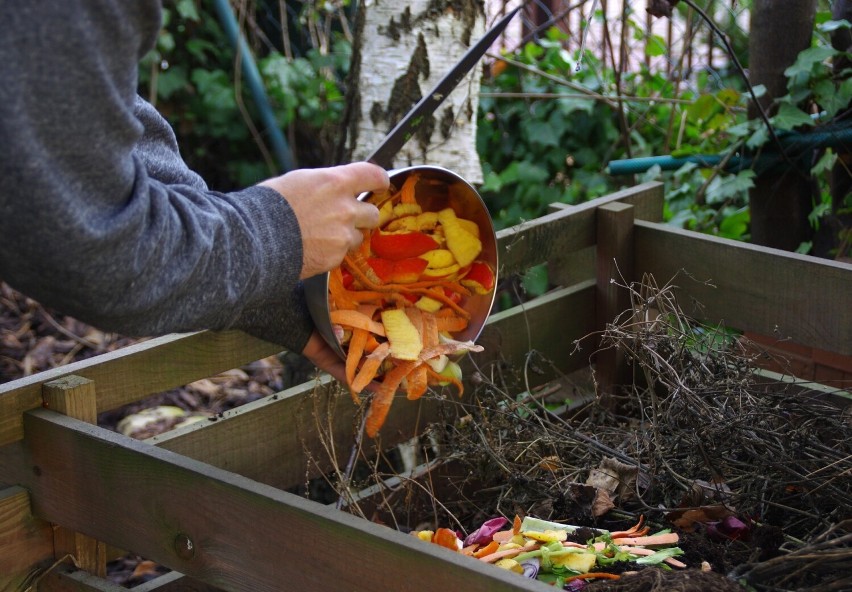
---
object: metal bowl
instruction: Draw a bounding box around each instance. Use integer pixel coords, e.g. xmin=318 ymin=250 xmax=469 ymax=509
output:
xmin=304 ymin=165 xmax=499 ymax=360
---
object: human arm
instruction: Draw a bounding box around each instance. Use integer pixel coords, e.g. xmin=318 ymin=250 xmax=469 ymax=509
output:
xmin=0 ymin=1 xmax=386 ymax=358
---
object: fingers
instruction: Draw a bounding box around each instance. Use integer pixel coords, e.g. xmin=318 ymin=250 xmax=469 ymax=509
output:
xmin=261 ymin=162 xmax=391 ymax=279
xmin=347 ymin=226 xmax=366 ymax=251
xmin=301 ymin=330 xmax=347 ymax=382
xmin=353 ymin=200 xmax=380 ymax=230
xmin=340 ymin=161 xmax=390 ymax=195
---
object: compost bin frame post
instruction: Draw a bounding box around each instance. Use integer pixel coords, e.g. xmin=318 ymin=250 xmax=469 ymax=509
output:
xmin=1 ymin=181 xmax=850 ymax=591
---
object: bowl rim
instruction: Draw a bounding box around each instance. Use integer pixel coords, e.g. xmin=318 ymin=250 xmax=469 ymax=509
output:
xmin=304 ymin=165 xmax=499 ymax=362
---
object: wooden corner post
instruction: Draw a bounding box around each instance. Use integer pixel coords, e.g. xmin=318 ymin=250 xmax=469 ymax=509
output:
xmin=41 ymin=375 xmax=107 ymax=578
xmin=595 ymin=202 xmax=636 ymax=406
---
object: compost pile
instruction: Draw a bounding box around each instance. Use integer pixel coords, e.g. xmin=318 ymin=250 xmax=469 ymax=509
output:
xmin=339 ymin=275 xmax=851 ymax=592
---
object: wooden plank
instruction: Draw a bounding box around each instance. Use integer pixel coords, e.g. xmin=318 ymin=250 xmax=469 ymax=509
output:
xmin=0 ymin=486 xmax=53 ymax=591
xmin=39 ymin=568 xmax=225 ymax=592
xmin=8 ymin=410 xmax=549 ymax=592
xmin=43 ymin=376 xmax=106 ymax=578
xmin=148 ymin=375 xmax=380 ymax=491
xmin=0 ymin=331 xmax=281 ymax=447
xmin=133 ymin=571 xmax=226 ymax=592
xmin=548 ymin=245 xmax=595 ymax=287
xmin=148 ymin=281 xmax=597 ymax=491
xmin=595 ymin=202 xmax=635 ymax=401
xmin=472 ymin=280 xmax=597 ymax=387
xmin=43 ymin=376 xmax=98 ymax=423
xmin=38 ymin=567 xmax=128 ymax=592
xmin=753 ymin=368 xmax=852 ymax=408
xmin=497 ymin=182 xmax=662 ymax=277
xmin=634 ymin=221 xmax=852 ymax=355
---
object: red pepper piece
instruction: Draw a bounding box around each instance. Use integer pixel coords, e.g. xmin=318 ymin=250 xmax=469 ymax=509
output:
xmin=341 ymin=268 xmax=355 ymax=289
xmin=366 ymin=257 xmax=394 ymax=283
xmin=390 ymin=257 xmax=429 ymax=283
xmin=371 ymin=230 xmax=439 ymax=260
xmin=460 ymin=261 xmax=495 ymax=295
xmin=443 ymin=286 xmax=463 ymax=305
xmin=367 ymin=257 xmax=429 ymax=284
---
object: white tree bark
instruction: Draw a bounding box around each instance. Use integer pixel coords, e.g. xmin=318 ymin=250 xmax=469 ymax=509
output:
xmin=347 ymin=1 xmax=486 ymax=182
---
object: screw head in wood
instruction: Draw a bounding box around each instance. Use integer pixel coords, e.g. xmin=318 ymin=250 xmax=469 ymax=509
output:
xmin=174 ymin=533 xmax=195 ymax=560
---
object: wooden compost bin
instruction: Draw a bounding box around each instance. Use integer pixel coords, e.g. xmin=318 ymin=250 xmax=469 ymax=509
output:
xmin=1 ymin=182 xmax=849 ymax=592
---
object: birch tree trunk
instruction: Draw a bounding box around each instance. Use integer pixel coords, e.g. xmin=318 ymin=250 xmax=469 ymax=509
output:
xmin=342 ymin=1 xmax=486 ymax=182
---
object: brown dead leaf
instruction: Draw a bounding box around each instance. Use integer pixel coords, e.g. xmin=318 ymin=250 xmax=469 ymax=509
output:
xmin=591 ymin=488 xmax=615 ymax=518
xmin=130 ymin=560 xmax=160 ymax=579
xmin=585 ymin=457 xmax=638 ymax=501
xmin=667 ymin=505 xmax=735 ymax=531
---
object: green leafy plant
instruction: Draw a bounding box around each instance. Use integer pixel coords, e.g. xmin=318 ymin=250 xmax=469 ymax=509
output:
xmin=477 ymin=28 xmax=620 ymax=230
xmin=138 ymin=0 xmax=351 ymax=188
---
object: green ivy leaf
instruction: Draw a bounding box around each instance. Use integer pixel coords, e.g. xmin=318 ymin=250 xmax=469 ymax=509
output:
xmin=811 ymin=149 xmax=837 ymax=176
xmin=771 ymin=103 xmax=815 ymax=131
xmin=815 ymin=80 xmax=844 ymax=118
xmin=522 ymin=41 xmax=544 ymax=62
xmin=687 ymin=95 xmax=717 ymax=123
xmin=718 ymin=206 xmax=750 ymax=240
xmin=156 ymin=65 xmax=188 ymax=99
xmin=523 ymin=120 xmax=561 ymax=148
xmin=644 ymin=35 xmax=666 ymax=57
xmin=175 ymin=0 xmax=200 ymax=21
xmin=784 ymin=46 xmax=838 ymax=82
xmin=515 ymin=161 xmax=550 ymax=184
xmin=716 ymin=88 xmax=741 ymax=108
xmin=480 ymin=170 xmax=503 ymax=193
xmin=705 ymin=170 xmax=755 ymax=205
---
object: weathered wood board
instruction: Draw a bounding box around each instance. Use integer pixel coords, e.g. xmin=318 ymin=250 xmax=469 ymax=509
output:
xmin=0 ymin=331 xmax=281 ymax=447
xmin=0 ymin=486 xmax=53 ymax=591
xmin=6 ymin=410 xmax=550 ymax=592
xmin=634 ymin=220 xmax=852 ymax=355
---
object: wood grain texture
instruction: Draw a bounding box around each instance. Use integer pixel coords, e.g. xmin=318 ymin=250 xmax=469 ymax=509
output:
xmin=0 ymin=486 xmax=53 ymax=590
xmin=12 ymin=410 xmax=549 ymax=592
xmin=473 ymin=280 xmax=598 ymax=385
xmin=42 ymin=376 xmax=106 ymax=578
xmin=497 ymin=182 xmax=662 ymax=278
xmin=0 ymin=331 xmax=281 ymax=447
xmin=634 ymin=221 xmax=852 ymax=355
xmin=595 ymin=202 xmax=636 ymax=399
xmin=38 ymin=568 xmax=128 ymax=592
xmin=42 ymin=376 xmax=98 ymax=425
xmin=38 ymin=568 xmax=225 ymax=592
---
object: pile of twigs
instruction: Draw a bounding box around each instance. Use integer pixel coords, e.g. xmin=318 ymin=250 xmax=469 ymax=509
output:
xmin=331 ymin=273 xmax=850 ymax=592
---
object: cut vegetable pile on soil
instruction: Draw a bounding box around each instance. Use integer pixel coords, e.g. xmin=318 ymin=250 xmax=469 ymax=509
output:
xmin=413 ymin=514 xmax=688 ymax=587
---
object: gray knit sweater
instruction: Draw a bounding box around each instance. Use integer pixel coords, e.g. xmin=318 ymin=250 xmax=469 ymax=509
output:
xmin=0 ymin=1 xmax=314 ymax=352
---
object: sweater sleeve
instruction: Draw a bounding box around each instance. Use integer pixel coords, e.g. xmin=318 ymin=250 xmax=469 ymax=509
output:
xmin=0 ymin=0 xmax=314 ymax=352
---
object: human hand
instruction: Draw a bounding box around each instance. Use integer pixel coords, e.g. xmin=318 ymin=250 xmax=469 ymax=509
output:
xmin=300 ymin=329 xmax=347 ymax=384
xmin=260 ymin=163 xmax=389 ymax=279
